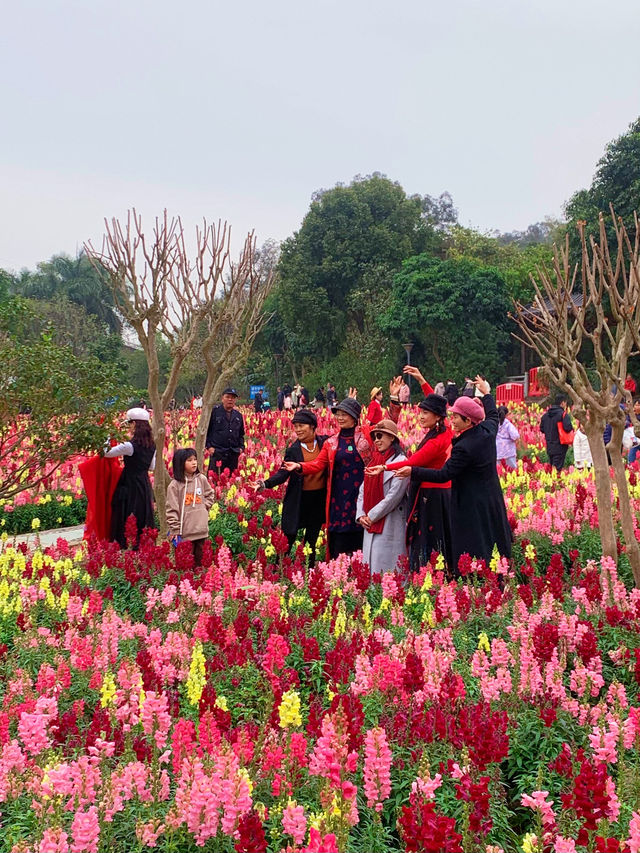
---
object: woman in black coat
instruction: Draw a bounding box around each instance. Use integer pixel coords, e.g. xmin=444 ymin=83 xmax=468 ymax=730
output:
xmin=257 ymin=410 xmax=327 ymax=566
xmin=408 ymin=377 xmax=512 ymax=572
xmin=104 ymin=407 xmax=156 ymax=549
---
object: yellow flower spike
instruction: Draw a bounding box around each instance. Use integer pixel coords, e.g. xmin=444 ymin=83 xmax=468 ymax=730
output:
xmin=421 ymin=571 xmax=433 ymax=592
xmin=214 ymin=696 xmax=229 ymax=712
xmin=186 ymin=641 xmax=206 ymax=706
xmin=278 ymin=689 xmax=302 ymax=728
xmin=100 ymin=671 xmax=117 ymax=708
xmin=477 ymin=632 xmax=491 ymax=652
xmin=237 ymin=767 xmax=253 ymax=795
xmin=333 ymin=601 xmax=347 ymax=638
xmin=521 ymin=833 xmax=539 ymax=853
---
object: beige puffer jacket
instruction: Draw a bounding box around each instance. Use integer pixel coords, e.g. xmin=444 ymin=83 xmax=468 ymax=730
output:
xmin=166 ymin=473 xmax=215 ymax=541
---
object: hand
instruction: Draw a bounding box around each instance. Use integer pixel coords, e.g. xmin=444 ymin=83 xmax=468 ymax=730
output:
xmin=403 ymin=365 xmax=427 ymax=385
xmin=474 ymin=375 xmax=490 ymax=396
xmin=389 ymin=375 xmax=403 ymax=397
xmin=170 ymin=535 xmax=183 ymax=547
xmin=348 ymin=387 xmax=358 ymax=399
xmin=358 ymin=514 xmax=372 ymax=529
xmin=250 ymin=482 xmax=265 ymax=493
xmin=365 ymin=464 xmax=385 ymax=476
xmin=283 ymin=461 xmax=302 ymax=473
xmin=393 ymin=466 xmax=412 ymax=479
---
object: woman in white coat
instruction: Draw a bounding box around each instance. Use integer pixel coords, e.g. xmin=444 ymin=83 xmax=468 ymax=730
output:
xmin=356 ymin=420 xmax=409 ymax=573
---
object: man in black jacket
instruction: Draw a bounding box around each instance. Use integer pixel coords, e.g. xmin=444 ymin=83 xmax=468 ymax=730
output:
xmin=540 ymin=395 xmax=574 ymax=471
xmin=206 ymin=387 xmax=245 ymax=474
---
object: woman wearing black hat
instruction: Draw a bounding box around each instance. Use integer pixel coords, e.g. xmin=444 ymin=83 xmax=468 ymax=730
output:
xmin=366 ymin=388 xmax=453 ymax=573
xmin=256 ymin=410 xmax=328 ymax=566
xmin=283 ymin=380 xmax=403 ymax=559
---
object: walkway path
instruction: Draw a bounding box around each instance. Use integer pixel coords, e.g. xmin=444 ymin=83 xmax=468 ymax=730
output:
xmin=7 ymin=524 xmax=85 ymax=550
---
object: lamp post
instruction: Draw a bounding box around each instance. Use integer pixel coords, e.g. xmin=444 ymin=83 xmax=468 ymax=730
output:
xmin=273 ymin=352 xmax=282 ymax=387
xmin=403 ymin=342 xmax=414 ymax=401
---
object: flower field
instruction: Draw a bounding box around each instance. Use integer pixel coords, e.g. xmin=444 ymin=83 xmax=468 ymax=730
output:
xmin=2 ymin=405 xmax=640 ymax=851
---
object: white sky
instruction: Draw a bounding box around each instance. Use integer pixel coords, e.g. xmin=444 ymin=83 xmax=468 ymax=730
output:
xmin=1 ymin=0 xmax=639 ymax=271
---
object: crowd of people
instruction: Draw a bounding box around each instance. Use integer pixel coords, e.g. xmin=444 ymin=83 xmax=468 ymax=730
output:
xmin=93 ymin=369 xmax=640 ymax=577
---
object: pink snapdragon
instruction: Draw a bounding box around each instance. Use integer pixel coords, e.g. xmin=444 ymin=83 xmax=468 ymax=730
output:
xmin=363 ymin=728 xmax=392 ymax=811
xmin=39 ymin=828 xmax=70 ymax=852
xmin=141 ymin=691 xmax=172 ymax=750
xmin=411 ymin=771 xmax=442 ymax=800
xmin=70 ymin=805 xmax=100 ymax=853
xmin=282 ymin=800 xmax=307 ymax=845
xmin=628 ymin=810 xmax=640 ymax=853
xmin=521 ymin=790 xmax=556 ymax=829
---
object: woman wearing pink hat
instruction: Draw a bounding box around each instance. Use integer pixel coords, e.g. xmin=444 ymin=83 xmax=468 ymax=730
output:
xmin=407 ymin=377 xmax=512 ymax=571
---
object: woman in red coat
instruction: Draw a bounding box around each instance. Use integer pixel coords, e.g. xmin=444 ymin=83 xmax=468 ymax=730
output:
xmin=284 ymin=380 xmax=403 ymax=559
xmin=367 ymin=367 xmax=453 ymax=574
xmin=367 ymin=387 xmax=384 ymax=426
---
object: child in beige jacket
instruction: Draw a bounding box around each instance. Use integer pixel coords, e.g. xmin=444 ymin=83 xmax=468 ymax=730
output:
xmin=166 ymin=448 xmax=215 ymax=565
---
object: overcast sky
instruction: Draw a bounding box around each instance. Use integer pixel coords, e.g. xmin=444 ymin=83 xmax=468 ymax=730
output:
xmin=1 ymin=0 xmax=639 ymax=272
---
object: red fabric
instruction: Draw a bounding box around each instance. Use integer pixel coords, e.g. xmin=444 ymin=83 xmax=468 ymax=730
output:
xmin=367 ymin=399 xmax=383 ymax=426
xmin=78 ymin=455 xmax=121 ymax=541
xmin=300 ymin=428 xmax=373 ymax=559
xmin=362 ymin=447 xmax=395 ymax=534
xmin=386 ymin=425 xmax=453 ymax=490
xmin=625 ymin=377 xmax=637 ymax=393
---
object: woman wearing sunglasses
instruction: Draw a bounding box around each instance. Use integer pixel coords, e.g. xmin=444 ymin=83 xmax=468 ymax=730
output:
xmin=283 ymin=378 xmax=404 ymax=559
xmin=356 ymin=420 xmax=409 ymax=573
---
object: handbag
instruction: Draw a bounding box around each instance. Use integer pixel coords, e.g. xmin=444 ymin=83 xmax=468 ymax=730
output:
xmin=557 ymin=421 xmax=575 ymax=445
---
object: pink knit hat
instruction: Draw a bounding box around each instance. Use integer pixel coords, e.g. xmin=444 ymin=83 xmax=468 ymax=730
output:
xmin=450 ymin=396 xmax=485 ymax=424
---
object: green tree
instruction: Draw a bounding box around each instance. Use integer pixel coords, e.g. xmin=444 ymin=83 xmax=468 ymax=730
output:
xmin=276 ymin=173 xmax=446 ymax=372
xmin=447 ymin=225 xmax=556 ymax=305
xmin=0 ymin=297 xmax=128 ymax=501
xmin=15 ymin=252 xmax=122 ymax=333
xmin=380 ymin=254 xmax=512 ymax=384
xmin=566 ymin=116 xmax=640 ymax=239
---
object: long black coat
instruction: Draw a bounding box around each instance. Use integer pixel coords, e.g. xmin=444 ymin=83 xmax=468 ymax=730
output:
xmin=264 ymin=436 xmax=328 ymax=537
xmin=411 ymin=395 xmax=512 ymax=568
xmin=540 ymin=406 xmax=573 ymax=455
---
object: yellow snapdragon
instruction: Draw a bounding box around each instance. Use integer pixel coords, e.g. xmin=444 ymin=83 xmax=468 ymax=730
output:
xmin=278 ymin=689 xmax=302 ymax=728
xmin=186 ymin=640 xmax=206 ymax=706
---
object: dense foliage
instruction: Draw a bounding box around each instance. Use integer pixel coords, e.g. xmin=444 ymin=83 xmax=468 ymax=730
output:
xmin=380 ymin=254 xmax=513 ymax=386
xmin=0 ymin=297 xmax=127 ymax=501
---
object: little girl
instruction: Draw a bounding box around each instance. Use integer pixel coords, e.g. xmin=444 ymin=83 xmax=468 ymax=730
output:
xmin=166 ymin=448 xmax=214 ymax=565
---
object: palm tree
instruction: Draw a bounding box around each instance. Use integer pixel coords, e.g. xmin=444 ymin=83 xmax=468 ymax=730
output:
xmin=16 ymin=252 xmax=122 ymax=333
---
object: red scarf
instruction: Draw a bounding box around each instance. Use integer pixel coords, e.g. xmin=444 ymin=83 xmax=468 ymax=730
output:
xmin=363 ymin=447 xmax=396 ymax=535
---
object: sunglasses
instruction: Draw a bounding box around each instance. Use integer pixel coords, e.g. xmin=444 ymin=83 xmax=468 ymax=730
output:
xmin=372 ymin=431 xmax=391 ymax=440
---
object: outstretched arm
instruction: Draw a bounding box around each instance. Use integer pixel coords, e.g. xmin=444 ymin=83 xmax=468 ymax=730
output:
xmin=411 ymin=443 xmax=470 ymax=484
xmin=403 ymin=365 xmax=434 ymax=395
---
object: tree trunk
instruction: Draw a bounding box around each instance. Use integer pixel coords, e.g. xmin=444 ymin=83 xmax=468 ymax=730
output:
xmin=144 ymin=329 xmax=171 ymax=539
xmin=609 ymin=418 xmax=640 ymax=586
xmin=585 ymin=420 xmax=618 ymax=566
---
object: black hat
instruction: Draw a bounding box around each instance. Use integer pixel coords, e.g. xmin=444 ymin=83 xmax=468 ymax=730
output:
xmin=332 ymin=398 xmax=362 ymax=420
xmin=418 ymin=393 xmax=447 ymax=417
xmin=292 ymin=409 xmax=318 ymax=428
xmin=222 ymin=387 xmax=239 ymax=397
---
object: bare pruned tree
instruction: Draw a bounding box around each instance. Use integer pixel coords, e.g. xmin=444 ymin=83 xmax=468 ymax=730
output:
xmin=512 ymin=210 xmax=640 ymax=585
xmin=85 ymin=210 xmax=275 ymax=536
xmin=194 ymin=232 xmax=275 ymax=462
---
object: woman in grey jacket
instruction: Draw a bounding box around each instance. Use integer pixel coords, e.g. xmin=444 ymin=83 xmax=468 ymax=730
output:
xmin=356 ymin=420 xmax=409 ymax=573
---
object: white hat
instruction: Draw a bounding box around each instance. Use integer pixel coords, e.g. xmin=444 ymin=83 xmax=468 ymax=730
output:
xmin=126 ymin=407 xmax=150 ymax=422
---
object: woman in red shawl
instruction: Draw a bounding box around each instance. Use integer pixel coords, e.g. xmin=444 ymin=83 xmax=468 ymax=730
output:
xmin=356 ymin=420 xmax=409 ymax=573
xmin=367 ymin=365 xmax=453 ymax=574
